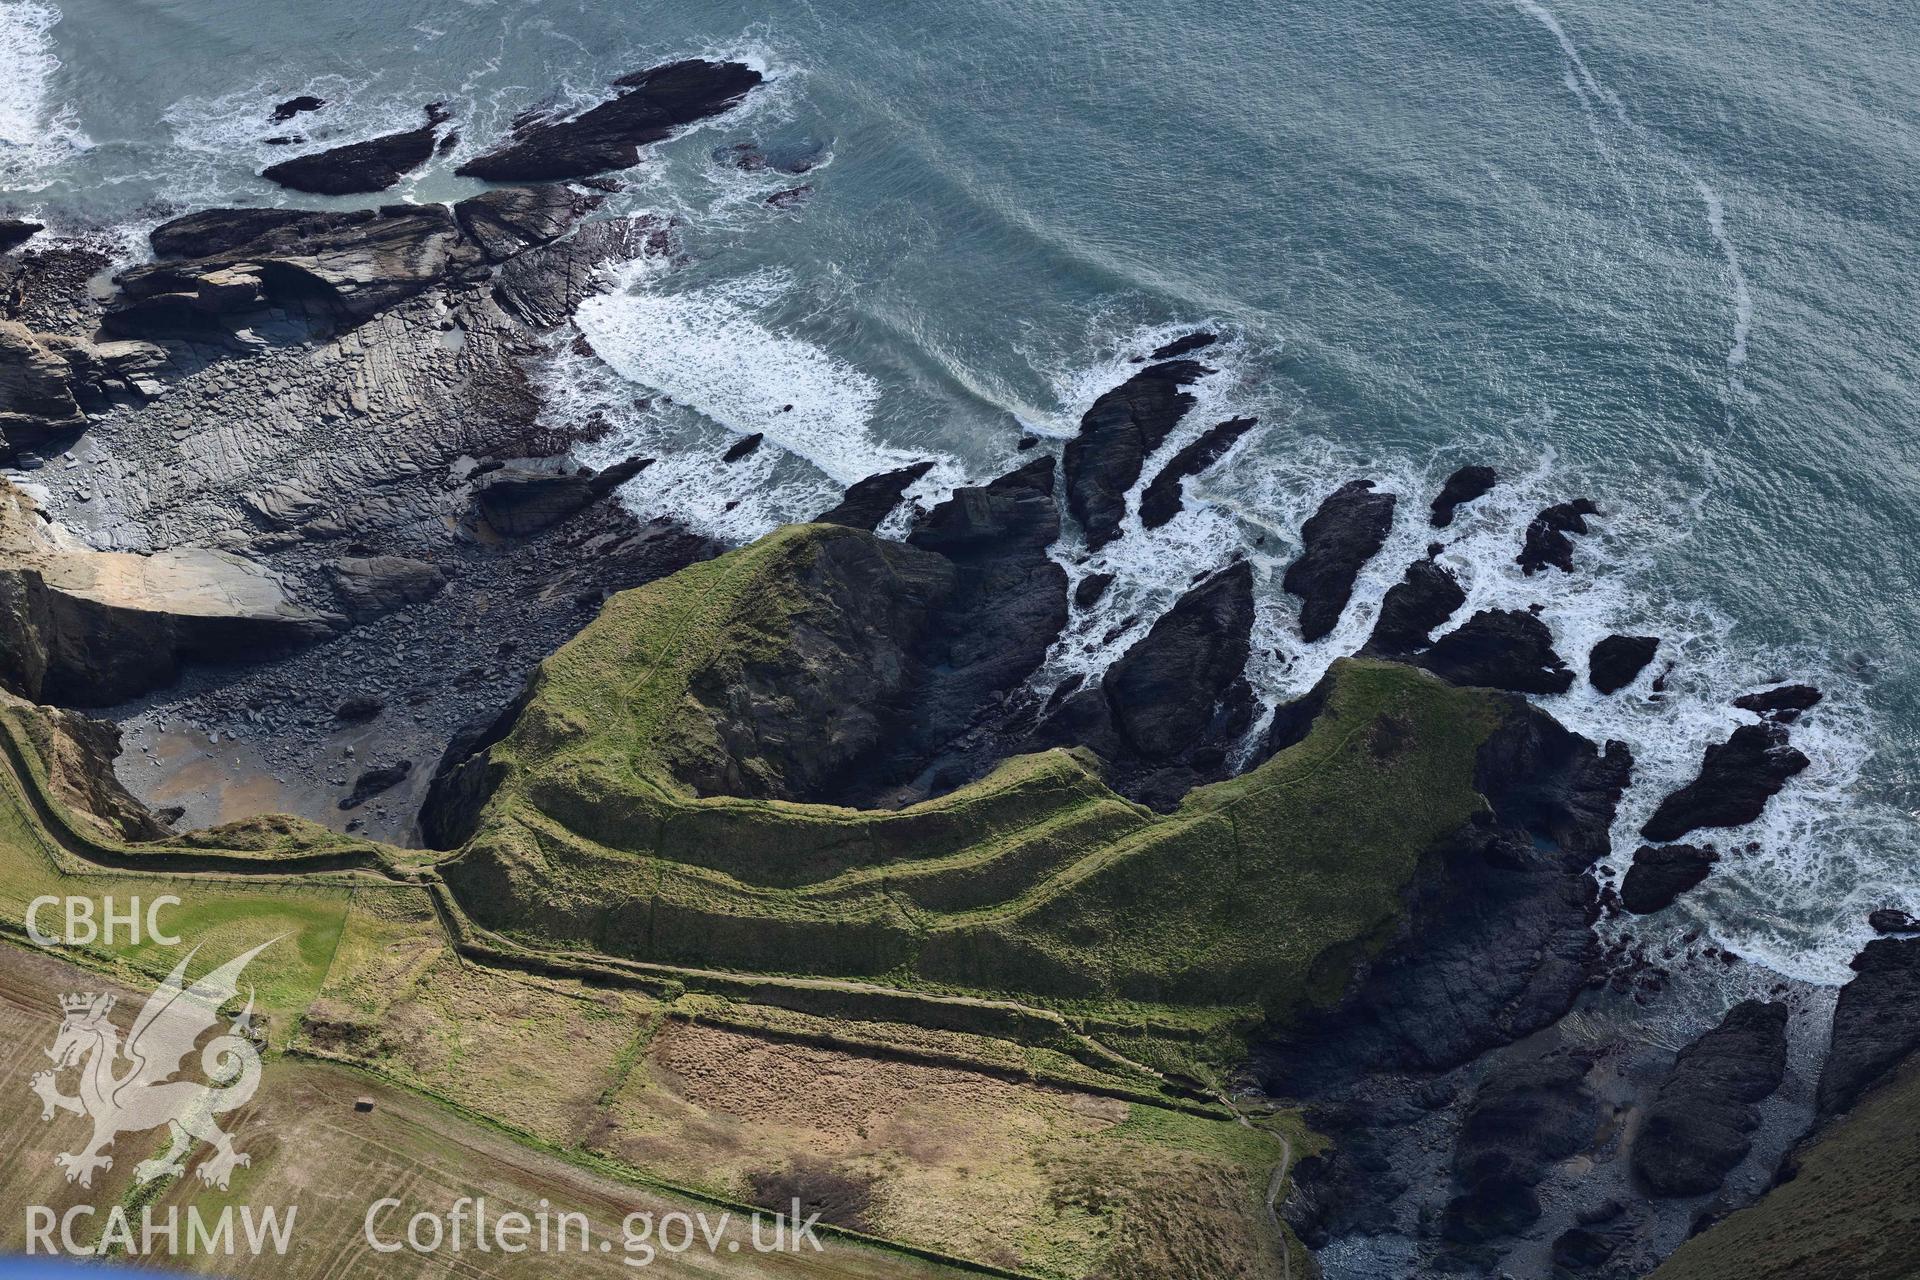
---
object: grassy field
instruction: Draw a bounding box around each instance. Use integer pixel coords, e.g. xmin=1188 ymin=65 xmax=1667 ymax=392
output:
xmin=445 ymin=523 xmax=1503 ymax=1023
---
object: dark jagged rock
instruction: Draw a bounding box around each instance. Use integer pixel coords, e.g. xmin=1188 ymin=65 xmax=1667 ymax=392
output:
xmin=1634 ymin=1000 xmax=1789 ymax=1197
xmin=1365 ymin=557 xmax=1464 ymax=657
xmin=339 ymin=759 xmax=413 ymax=810
xmin=1430 ymin=464 xmax=1497 ymax=528
xmin=1138 ymin=414 xmax=1256 ymax=529
xmin=451 ymin=184 xmax=603 ymax=261
xmin=1102 ymin=561 xmax=1254 ymax=762
xmin=765 ymin=185 xmax=813 ymax=210
xmin=492 ymin=214 xmax=673 ymax=329
xmin=1734 ymin=683 xmax=1824 ymax=724
xmin=334 ymin=696 xmax=385 ymax=723
xmin=261 ymin=105 xmax=444 ymax=195
xmin=1869 ymin=909 xmax=1920 ymax=935
xmin=1062 ymin=359 xmax=1207 ymax=549
xmin=721 ymin=432 xmax=764 ymax=463
xmin=716 ymin=137 xmax=828 ymax=175
xmin=1641 ymin=723 xmax=1809 ymax=842
xmin=470 ymin=456 xmax=649 ymax=538
xmin=147 ymin=207 xmax=314 ymax=258
xmin=1619 ymin=843 xmax=1720 ymax=914
xmin=1144 ymin=331 xmax=1216 ymax=360
xmin=1283 ymin=479 xmax=1396 ymax=642
xmin=1443 ymin=1052 xmax=1600 ymax=1242
xmin=1817 ymin=937 xmax=1920 ymax=1118
xmin=1518 ymin=497 xmax=1601 ymax=574
xmin=1590 ymin=633 xmax=1660 ymax=694
xmin=112 ymin=205 xmax=481 ymax=336
xmin=269 ymin=94 xmax=326 ymax=123
xmin=418 ymin=686 xmax=533 ymax=849
xmin=1414 ymin=608 xmax=1575 ymax=695
xmin=323 ymin=555 xmax=448 ymax=622
xmin=1260 ymin=699 xmax=1627 ymax=1090
xmin=814 ymin=461 xmax=933 ymax=530
xmin=0 ymin=219 xmax=43 ymax=253
xmin=1074 ymin=572 xmax=1115 ymax=610
xmin=457 ymin=59 xmax=762 ymax=182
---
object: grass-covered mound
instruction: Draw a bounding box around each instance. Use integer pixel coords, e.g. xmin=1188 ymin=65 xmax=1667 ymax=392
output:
xmin=444 ymin=522 xmax=1506 ymax=1014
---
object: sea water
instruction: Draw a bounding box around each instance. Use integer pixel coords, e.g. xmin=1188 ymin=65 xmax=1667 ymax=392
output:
xmin=3 ymin=0 xmax=1918 ymax=985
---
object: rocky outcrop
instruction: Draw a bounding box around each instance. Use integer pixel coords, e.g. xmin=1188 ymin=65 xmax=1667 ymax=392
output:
xmin=1590 ymin=634 xmax=1659 ymax=694
xmin=1145 ymin=331 xmax=1217 ymax=360
xmin=469 ymin=456 xmax=650 ymax=537
xmin=721 ymin=432 xmax=763 ymax=463
xmin=1817 ymin=937 xmax=1920 ymax=1118
xmin=1518 ymin=498 xmax=1600 ymax=574
xmin=0 ymin=219 xmax=43 ymax=253
xmin=456 ymin=59 xmax=762 ymax=181
xmin=111 ymin=205 xmax=483 ymax=336
xmin=1284 ymin=480 xmax=1395 ymax=641
xmin=0 ymin=318 xmax=89 ymax=442
xmin=1365 ymin=557 xmax=1464 ymax=657
xmin=1641 ymin=723 xmax=1809 ymax=842
xmin=1103 ymin=561 xmax=1254 ymax=762
xmin=452 ymin=185 xmax=605 ymax=261
xmin=814 ymin=461 xmax=933 ymax=530
xmin=323 ymin=555 xmax=447 ymax=622
xmin=260 ymin=104 xmax=448 ymax=195
xmin=1734 ymin=683 xmax=1823 ymax=723
xmin=1430 ymin=464 xmax=1496 ymax=527
xmin=492 ymin=215 xmax=673 ymax=328
xmin=1869 ymin=909 xmax=1920 ymax=934
xmin=1414 ymin=608 xmax=1575 ymax=695
xmin=1633 ymin=1000 xmax=1789 ymax=1197
xmin=1619 ymin=843 xmax=1719 ymax=914
xmin=1137 ymin=414 xmax=1256 ymax=529
xmin=1062 ymin=359 xmax=1207 ymax=549
xmin=270 ymin=95 xmax=326 ymax=123
xmin=0 ymin=477 xmax=332 ymax=706
xmin=1443 ymin=1052 xmax=1600 ymax=1243
xmin=0 ymin=688 xmax=170 ymax=841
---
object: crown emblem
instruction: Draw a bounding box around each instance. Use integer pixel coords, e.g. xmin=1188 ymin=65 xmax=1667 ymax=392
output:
xmin=59 ymin=992 xmax=110 ymax=1015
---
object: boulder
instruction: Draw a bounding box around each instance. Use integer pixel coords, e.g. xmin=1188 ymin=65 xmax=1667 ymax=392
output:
xmin=323 ymin=555 xmax=447 ymax=622
xmin=814 ymin=461 xmax=933 ymax=530
xmin=1640 ymin=723 xmax=1809 ymax=842
xmin=1633 ymin=1000 xmax=1789 ymax=1196
xmin=1817 ymin=937 xmax=1920 ymax=1117
xmin=456 ymin=59 xmax=763 ymax=182
xmin=721 ymin=432 xmax=763 ymax=463
xmin=269 ymin=95 xmax=327 ymax=123
xmin=1430 ymin=464 xmax=1497 ymax=527
xmin=1062 ymin=359 xmax=1208 ymax=549
xmin=1589 ymin=634 xmax=1659 ymax=694
xmin=1144 ymin=331 xmax=1217 ymax=360
xmin=1137 ymin=415 xmax=1256 ymax=529
xmin=492 ymin=215 xmax=673 ymax=329
xmin=1734 ymin=683 xmax=1823 ymax=723
xmin=261 ymin=105 xmax=445 ymax=195
xmin=1619 ymin=843 xmax=1719 ymax=914
xmin=0 ymin=219 xmax=43 ymax=253
xmin=451 ymin=184 xmax=603 ymax=261
xmin=0 ymin=319 xmax=90 ymax=446
xmin=339 ymin=759 xmax=412 ymax=810
xmin=1283 ymin=479 xmax=1396 ymax=642
xmin=1869 ymin=909 xmax=1920 ymax=935
xmin=1364 ymin=557 xmax=1464 ymax=657
xmin=470 ymin=456 xmax=649 ymax=538
xmin=1517 ymin=498 xmax=1600 ymax=574
xmin=1074 ymin=571 xmax=1115 ymax=609
xmin=1414 ymin=608 xmax=1575 ymax=695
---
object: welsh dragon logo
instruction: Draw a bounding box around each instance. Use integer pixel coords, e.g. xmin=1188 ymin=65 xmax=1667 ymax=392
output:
xmin=30 ymin=939 xmax=277 ymax=1191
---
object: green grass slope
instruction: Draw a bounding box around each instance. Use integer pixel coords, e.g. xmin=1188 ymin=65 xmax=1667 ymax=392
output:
xmin=445 ymin=522 xmax=1505 ymax=1016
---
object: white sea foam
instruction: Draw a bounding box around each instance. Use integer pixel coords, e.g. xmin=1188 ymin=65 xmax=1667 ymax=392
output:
xmin=565 ymin=261 xmax=961 ymax=540
xmin=0 ymin=1 xmax=89 ymax=193
xmin=1028 ymin=322 xmax=1907 ymax=986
